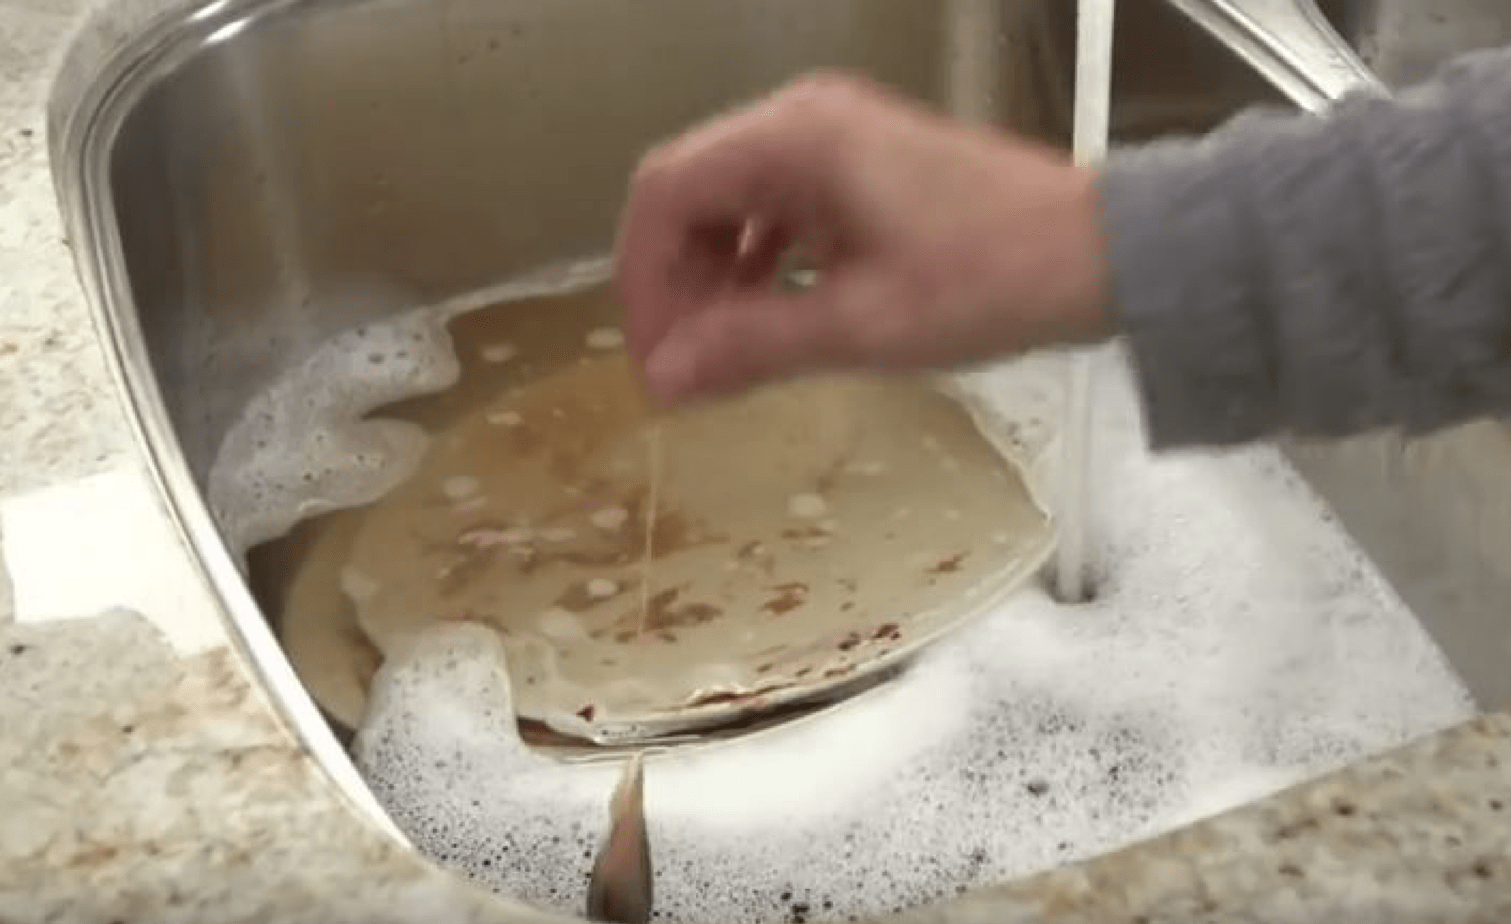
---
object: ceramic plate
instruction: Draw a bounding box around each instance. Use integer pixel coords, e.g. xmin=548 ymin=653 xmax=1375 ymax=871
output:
xmin=278 ymin=282 xmax=1056 ymax=744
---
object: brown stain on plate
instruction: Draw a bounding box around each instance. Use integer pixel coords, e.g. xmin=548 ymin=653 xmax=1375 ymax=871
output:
xmin=762 ymin=582 xmax=809 ymax=616
xmin=928 ymin=551 xmax=970 ymax=575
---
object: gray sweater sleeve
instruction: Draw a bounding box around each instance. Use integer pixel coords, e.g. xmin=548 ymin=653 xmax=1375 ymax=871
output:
xmin=1102 ymin=45 xmax=1511 ymax=450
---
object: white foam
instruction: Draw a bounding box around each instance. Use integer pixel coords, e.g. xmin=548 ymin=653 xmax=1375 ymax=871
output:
xmin=206 ymin=310 xmax=451 ymax=555
xmin=215 ymin=269 xmax=1475 ymax=923
xmin=206 ymin=256 xmax=613 ymax=556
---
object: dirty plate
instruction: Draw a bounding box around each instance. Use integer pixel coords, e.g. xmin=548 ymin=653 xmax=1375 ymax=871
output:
xmin=258 ymin=512 xmax=383 ymax=735
xmin=295 ymin=283 xmax=1057 ymax=743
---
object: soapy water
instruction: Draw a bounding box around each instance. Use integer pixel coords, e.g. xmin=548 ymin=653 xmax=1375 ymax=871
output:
xmin=209 ymin=257 xmax=611 ymax=557
xmin=209 ymin=260 xmax=1475 ymax=923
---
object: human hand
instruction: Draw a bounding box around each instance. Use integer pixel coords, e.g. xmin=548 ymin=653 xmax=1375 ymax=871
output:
xmin=613 ymin=71 xmax=1114 ymax=403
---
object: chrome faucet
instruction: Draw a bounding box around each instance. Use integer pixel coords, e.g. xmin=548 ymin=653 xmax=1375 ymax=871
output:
xmin=1166 ymin=0 xmax=1382 ymax=110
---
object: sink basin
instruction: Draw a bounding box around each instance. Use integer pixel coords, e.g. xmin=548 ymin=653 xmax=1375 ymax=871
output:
xmin=50 ymin=0 xmax=1510 ymax=911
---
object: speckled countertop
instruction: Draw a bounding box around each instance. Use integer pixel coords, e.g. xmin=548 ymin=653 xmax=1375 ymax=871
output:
xmin=2 ymin=1 xmax=1511 ymax=922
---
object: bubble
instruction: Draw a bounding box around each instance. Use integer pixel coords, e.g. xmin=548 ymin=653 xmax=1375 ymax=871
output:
xmin=538 ymin=608 xmax=588 ymax=642
xmin=786 ymin=493 xmax=828 ymax=519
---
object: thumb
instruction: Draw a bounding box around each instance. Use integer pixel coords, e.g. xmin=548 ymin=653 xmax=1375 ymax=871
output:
xmin=643 ymin=287 xmax=848 ymax=401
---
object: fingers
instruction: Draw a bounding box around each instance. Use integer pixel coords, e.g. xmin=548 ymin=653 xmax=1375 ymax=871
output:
xmin=613 ymin=78 xmax=854 ymax=363
xmin=642 ymin=280 xmax=864 ymax=401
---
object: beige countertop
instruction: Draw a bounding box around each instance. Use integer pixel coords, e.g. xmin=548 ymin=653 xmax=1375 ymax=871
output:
xmin=2 ymin=0 xmax=1510 ymax=922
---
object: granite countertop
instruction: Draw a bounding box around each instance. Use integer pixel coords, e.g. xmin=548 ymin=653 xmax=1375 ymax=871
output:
xmin=2 ymin=0 xmax=1511 ymax=922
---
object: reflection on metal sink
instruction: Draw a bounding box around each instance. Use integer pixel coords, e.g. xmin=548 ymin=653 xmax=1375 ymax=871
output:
xmin=54 ymin=0 xmax=1503 ymax=887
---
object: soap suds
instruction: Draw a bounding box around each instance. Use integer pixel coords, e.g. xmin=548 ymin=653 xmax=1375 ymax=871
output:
xmin=205 ymin=313 xmax=452 ymax=554
xmin=213 ymin=266 xmax=1474 ymax=924
xmin=207 ymin=255 xmax=610 ymax=557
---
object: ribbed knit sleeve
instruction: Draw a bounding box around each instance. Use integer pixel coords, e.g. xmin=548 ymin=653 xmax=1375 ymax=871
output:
xmin=1102 ymin=46 xmax=1511 ymax=448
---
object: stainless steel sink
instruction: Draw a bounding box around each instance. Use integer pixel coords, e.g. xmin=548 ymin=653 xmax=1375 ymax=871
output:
xmin=49 ymin=0 xmax=1511 ymax=902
